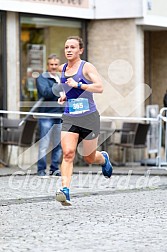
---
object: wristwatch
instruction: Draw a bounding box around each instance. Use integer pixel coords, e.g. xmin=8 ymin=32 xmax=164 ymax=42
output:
xmin=77 ymin=82 xmax=83 ymax=89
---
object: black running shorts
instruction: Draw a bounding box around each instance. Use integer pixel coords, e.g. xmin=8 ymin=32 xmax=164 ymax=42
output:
xmin=62 ymin=111 xmax=100 ymax=141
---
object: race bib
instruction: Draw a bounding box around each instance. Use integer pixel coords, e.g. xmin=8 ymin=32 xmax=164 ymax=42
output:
xmin=68 ymin=98 xmax=90 ymax=114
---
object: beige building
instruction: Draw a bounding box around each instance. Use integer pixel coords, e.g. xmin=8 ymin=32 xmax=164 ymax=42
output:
xmin=0 ymin=0 xmax=167 ymax=164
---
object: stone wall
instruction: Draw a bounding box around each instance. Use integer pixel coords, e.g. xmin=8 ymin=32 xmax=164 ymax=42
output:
xmin=87 ymin=19 xmax=145 ymax=120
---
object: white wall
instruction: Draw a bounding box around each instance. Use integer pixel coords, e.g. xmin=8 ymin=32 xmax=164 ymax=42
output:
xmin=94 ymin=0 xmax=143 ymax=19
xmin=0 ymin=0 xmax=144 ymax=19
xmin=0 ymin=0 xmax=95 ymax=19
xmin=2 ymin=0 xmax=167 ymax=28
xmin=147 ymin=0 xmax=167 ymax=17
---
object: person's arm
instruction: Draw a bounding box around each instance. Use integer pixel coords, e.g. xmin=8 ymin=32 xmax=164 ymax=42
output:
xmin=57 ymin=64 xmax=67 ymax=104
xmin=58 ymin=64 xmax=64 ymax=73
xmin=36 ymin=75 xmax=55 ymax=99
xmin=65 ymin=62 xmax=103 ymax=93
xmin=58 ymin=94 xmax=67 ymax=105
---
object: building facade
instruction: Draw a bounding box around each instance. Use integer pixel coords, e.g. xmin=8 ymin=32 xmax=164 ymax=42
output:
xmin=0 ymin=0 xmax=167 ymax=163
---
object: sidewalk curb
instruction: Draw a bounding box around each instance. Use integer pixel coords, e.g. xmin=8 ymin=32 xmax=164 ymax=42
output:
xmin=1 ymin=184 xmax=167 ymax=207
xmin=1 ymin=170 xmax=167 ymax=177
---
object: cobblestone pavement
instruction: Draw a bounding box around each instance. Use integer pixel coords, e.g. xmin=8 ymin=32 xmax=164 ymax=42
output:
xmin=0 ymin=173 xmax=167 ymax=252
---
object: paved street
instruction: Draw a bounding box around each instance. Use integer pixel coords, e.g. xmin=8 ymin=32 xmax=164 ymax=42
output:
xmin=0 ymin=170 xmax=167 ymax=252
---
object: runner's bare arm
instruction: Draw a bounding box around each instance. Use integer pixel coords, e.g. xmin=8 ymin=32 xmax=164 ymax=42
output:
xmin=58 ymin=64 xmax=64 ymax=73
xmin=65 ymin=62 xmax=103 ymax=93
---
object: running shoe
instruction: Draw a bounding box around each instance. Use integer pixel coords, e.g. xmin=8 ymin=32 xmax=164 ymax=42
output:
xmin=101 ymin=151 xmax=113 ymax=178
xmin=49 ymin=170 xmax=61 ymax=177
xmin=56 ymin=187 xmax=72 ymax=206
xmin=37 ymin=170 xmax=47 ymax=177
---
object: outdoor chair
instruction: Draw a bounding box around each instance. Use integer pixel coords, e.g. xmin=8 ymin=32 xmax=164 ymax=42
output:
xmin=0 ymin=116 xmax=37 ymax=166
xmin=109 ymin=122 xmax=150 ymax=165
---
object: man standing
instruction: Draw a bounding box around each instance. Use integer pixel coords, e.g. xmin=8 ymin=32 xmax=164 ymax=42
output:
xmin=36 ymin=54 xmax=63 ymax=177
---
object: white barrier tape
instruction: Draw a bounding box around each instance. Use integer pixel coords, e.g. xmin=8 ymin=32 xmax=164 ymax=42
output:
xmin=0 ymin=110 xmax=62 ymax=118
xmin=0 ymin=110 xmax=158 ymax=122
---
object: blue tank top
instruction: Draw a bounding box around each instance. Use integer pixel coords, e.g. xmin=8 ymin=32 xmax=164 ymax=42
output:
xmin=61 ymin=60 xmax=97 ymax=117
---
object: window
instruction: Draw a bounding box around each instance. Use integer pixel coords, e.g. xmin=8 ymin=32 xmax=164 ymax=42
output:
xmin=20 ymin=14 xmax=86 ymax=103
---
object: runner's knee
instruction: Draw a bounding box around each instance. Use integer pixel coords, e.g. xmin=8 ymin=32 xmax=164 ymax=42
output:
xmin=63 ymin=149 xmax=75 ymax=162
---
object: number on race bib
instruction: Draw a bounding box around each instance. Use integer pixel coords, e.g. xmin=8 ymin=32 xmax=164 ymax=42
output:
xmin=68 ymin=98 xmax=90 ymax=114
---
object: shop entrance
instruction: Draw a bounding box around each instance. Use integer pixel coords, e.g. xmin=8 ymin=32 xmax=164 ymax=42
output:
xmin=20 ymin=14 xmax=86 ymax=106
